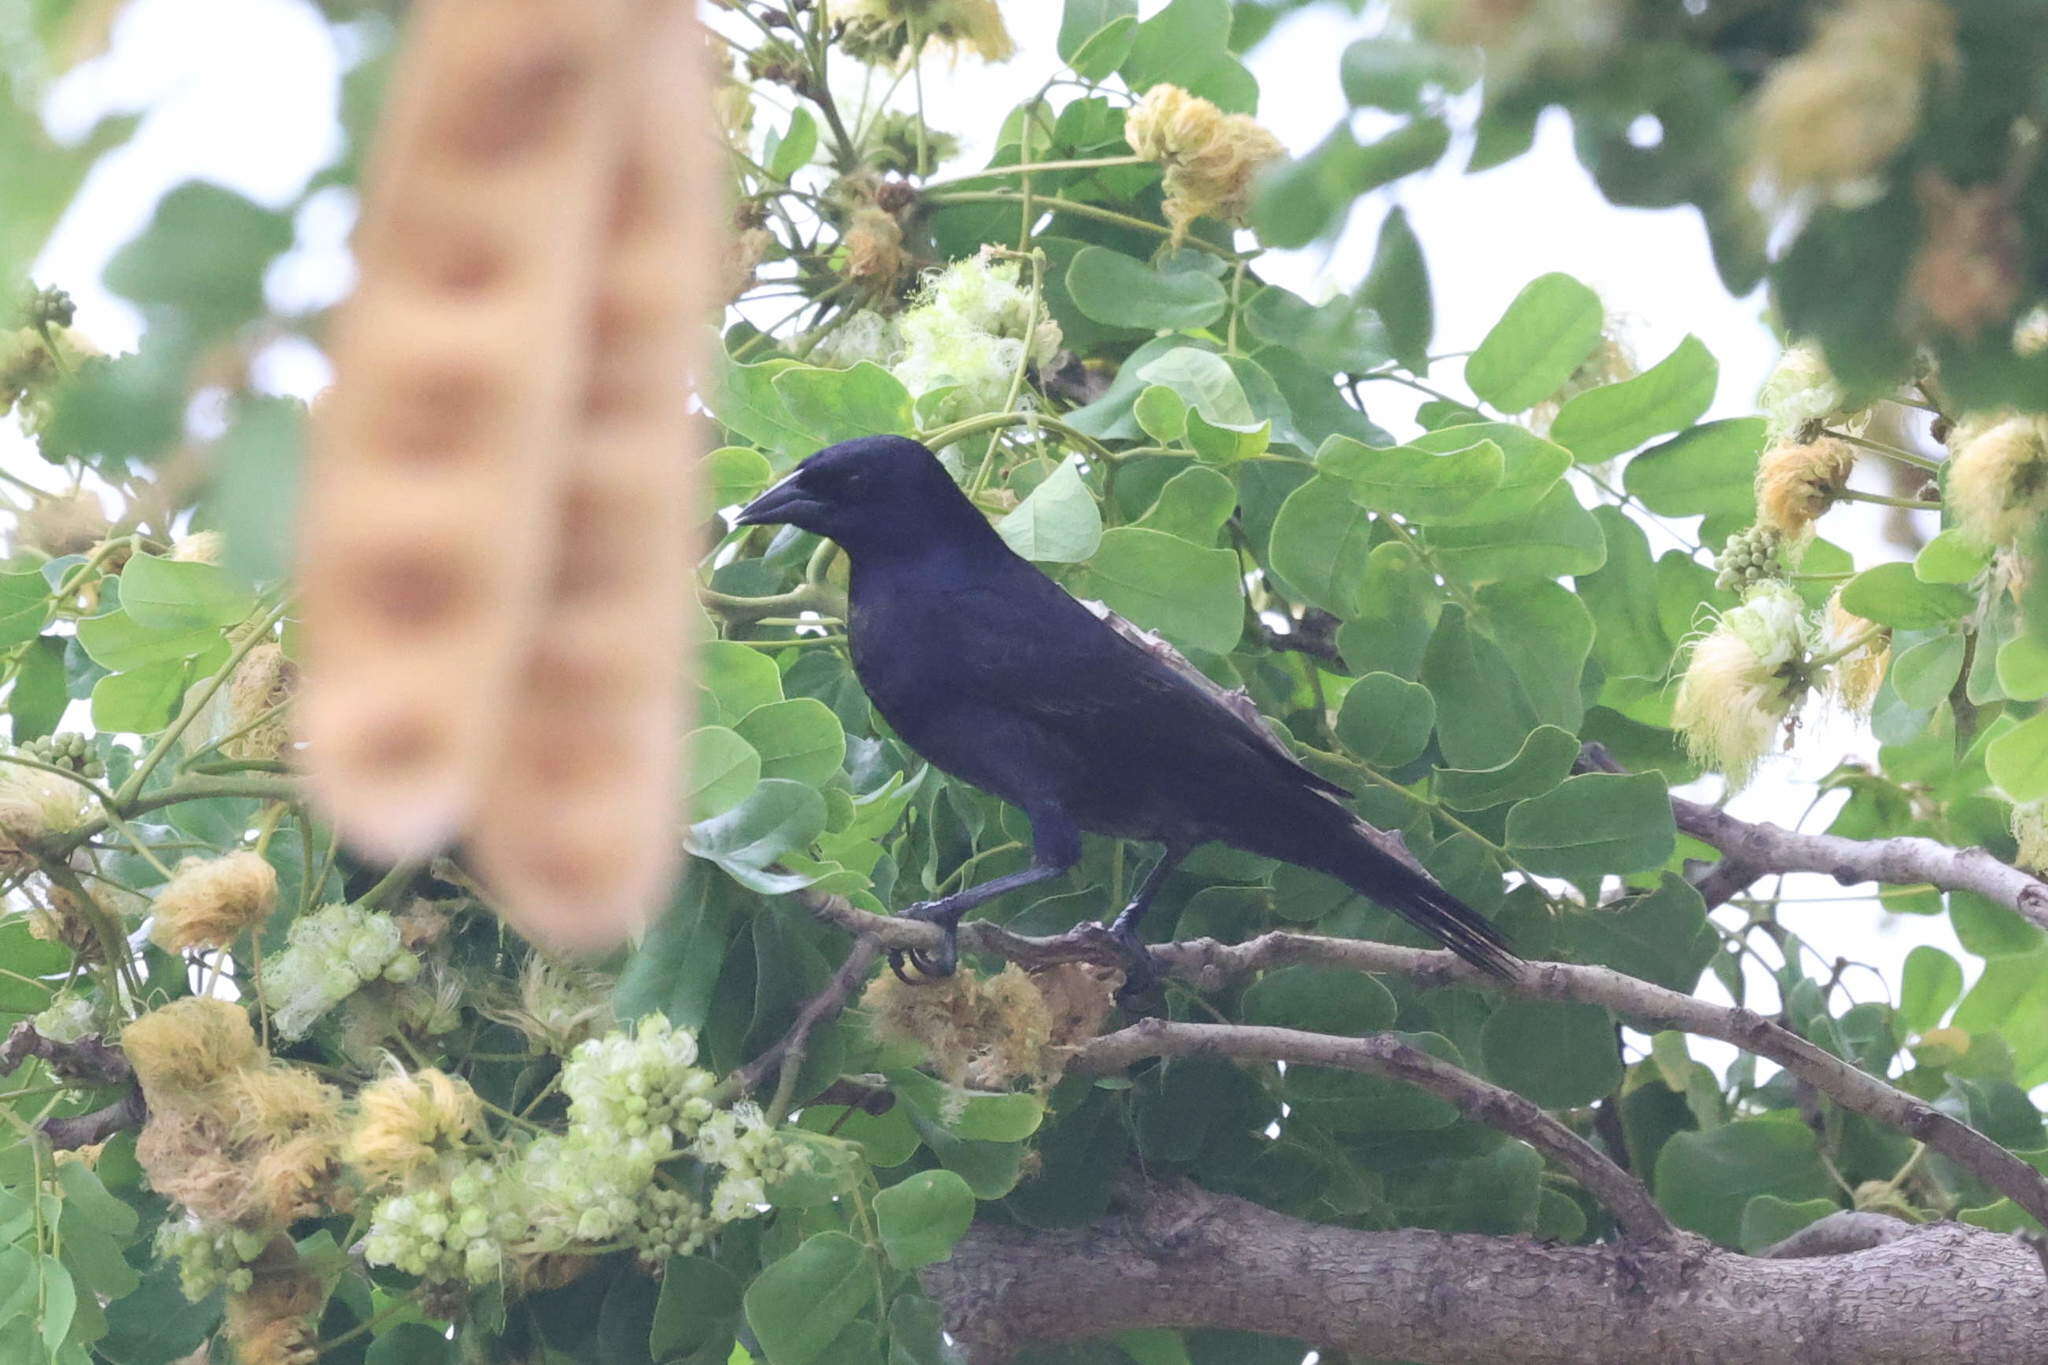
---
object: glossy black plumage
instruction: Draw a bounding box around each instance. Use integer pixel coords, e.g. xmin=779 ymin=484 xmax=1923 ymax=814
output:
xmin=736 ymin=435 xmax=1517 ymax=987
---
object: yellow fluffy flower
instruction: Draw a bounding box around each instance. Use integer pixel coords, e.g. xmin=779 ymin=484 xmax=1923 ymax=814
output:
xmin=1947 ymin=411 xmax=2048 ymax=546
xmin=1125 ymin=84 xmax=1286 ymax=241
xmin=149 ymin=850 xmax=279 ymax=953
xmin=1755 ymin=435 xmax=1857 ymax=541
xmin=1748 ymin=0 xmax=1958 ymax=207
xmin=1823 ymin=589 xmax=1889 ymax=714
xmin=345 ymin=1068 xmax=481 ymax=1186
xmin=122 ymin=998 xmax=261 ymax=1101
xmin=1673 ymin=584 xmax=1810 ymax=788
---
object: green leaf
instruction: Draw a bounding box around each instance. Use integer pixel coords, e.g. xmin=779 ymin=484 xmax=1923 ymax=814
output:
xmin=1242 ymin=964 xmax=1397 ymax=1035
xmin=1480 ymin=1000 xmax=1622 ymax=1108
xmin=1059 ymin=0 xmax=1139 ymax=80
xmin=1915 ymin=528 xmax=1990 ymax=585
xmin=1285 ymin=1031 xmax=1462 ymax=1132
xmin=707 ymin=446 xmax=775 ymax=510
xmin=75 ymin=608 xmax=224 ymax=672
xmin=1066 ymin=247 xmax=1228 ymax=331
xmin=1136 ymin=348 xmax=1254 ymax=426
xmin=1997 ymin=632 xmax=2048 ymax=701
xmin=1335 ymin=671 xmax=1436 ymax=767
xmin=0 ymin=571 xmax=52 ymax=652
xmin=1838 ymin=563 xmax=1972 ymax=629
xmin=1900 ymin=945 xmax=1964 ymax=1032
xmin=1506 ymin=772 xmax=1676 ymax=880
xmin=734 ymin=699 xmax=846 ymax=787
xmin=91 ymin=661 xmax=187 ymax=734
xmin=1622 ymin=418 xmax=1766 ymax=519
xmin=712 ymin=354 xmax=814 ymax=460
xmin=773 ymin=362 xmax=915 ymax=446
xmin=1464 ymin=273 xmax=1604 ymax=414
xmin=1242 ymin=286 xmax=1388 ymax=374
xmin=1119 ymin=0 xmax=1256 ymax=112
xmin=205 ymin=396 xmax=303 ymax=586
xmin=102 ymin=181 xmax=293 ymax=341
xmin=1266 ymin=477 xmax=1377 ymax=619
xmin=1317 ymin=434 xmax=1503 ymax=520
xmin=1954 ymin=948 xmax=2048 ymax=1086
xmin=1434 ymin=724 xmax=1578 ymax=810
xmin=1738 ymin=1195 xmax=1838 ymax=1255
xmin=365 ymin=1324 xmax=454 ymax=1365
xmin=685 ymin=727 xmax=761 ymax=821
xmin=1473 ymin=579 xmax=1593 ymax=732
xmin=891 ymin=1070 xmax=1046 ymax=1142
xmin=997 ymin=455 xmax=1102 ymax=563
xmin=686 ymin=780 xmax=828 ymax=893
xmin=766 ymin=107 xmax=818 ymax=181
xmin=1890 ymin=634 xmax=1965 ymax=710
xmin=1550 ymin=335 xmax=1717 ymax=462
xmin=9 ymin=636 xmax=67 ymax=742
xmin=1422 ymin=607 xmax=1537 ymax=769
xmin=1134 ymin=385 xmax=1188 ymax=442
xmin=700 ymin=639 xmax=784 ymax=726
xmin=1654 ymin=1117 xmax=1836 ymax=1246
xmin=1334 ymin=540 xmax=1440 ymax=679
xmin=36 ymin=1255 xmax=74 ymax=1353
xmin=874 ymin=1170 xmax=976 ymax=1270
xmin=1073 ymin=527 xmax=1242 ymax=655
xmin=1405 ymin=423 xmax=1571 ymax=525
xmin=1360 ymin=207 xmax=1431 ymax=373
xmin=743 ymin=1232 xmax=873 ymax=1365
xmin=1426 ymin=481 xmax=1606 ymax=583
xmin=116 ymin=553 xmax=256 ymax=632
xmin=614 ymin=870 xmax=741 ymax=1031
xmin=1985 ymin=709 xmax=2048 ymax=802
xmin=651 ymin=1260 xmax=741 ymax=1365
xmin=1563 ymin=873 xmax=1717 ymax=994
xmin=1338 ymin=38 xmax=1476 ymax=111
xmin=1186 ymin=409 xmax=1269 ymax=465
xmin=1578 ymin=508 xmax=1669 ymax=683
xmin=1134 ymin=466 xmax=1234 ymax=544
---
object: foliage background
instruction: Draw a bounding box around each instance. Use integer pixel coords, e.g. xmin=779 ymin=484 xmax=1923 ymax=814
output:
xmin=3 ymin=1 xmax=2048 ymax=1364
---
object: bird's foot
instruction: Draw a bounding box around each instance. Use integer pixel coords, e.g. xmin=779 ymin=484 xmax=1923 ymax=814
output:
xmin=886 ymin=899 xmax=962 ymax=985
xmin=1104 ymin=917 xmax=1164 ymax=1011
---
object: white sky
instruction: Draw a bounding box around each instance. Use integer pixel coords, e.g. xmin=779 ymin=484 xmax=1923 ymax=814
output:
xmin=15 ymin=0 xmax=1972 ymax=1039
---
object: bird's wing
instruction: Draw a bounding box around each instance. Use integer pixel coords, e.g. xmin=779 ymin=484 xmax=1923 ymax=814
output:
xmin=940 ymin=575 xmax=1354 ymax=802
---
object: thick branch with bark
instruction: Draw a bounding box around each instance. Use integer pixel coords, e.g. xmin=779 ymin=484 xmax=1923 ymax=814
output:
xmin=923 ymin=1180 xmax=2048 ymax=1365
xmin=1077 ymin=1018 xmax=1673 ymax=1240
xmin=1577 ymin=742 xmax=2048 ymax=930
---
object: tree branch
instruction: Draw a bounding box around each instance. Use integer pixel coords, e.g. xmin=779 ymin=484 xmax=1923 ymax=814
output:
xmin=922 ymin=1180 xmax=2048 ymax=1365
xmin=731 ymin=932 xmax=882 ymax=1122
xmin=799 ymin=896 xmax=2048 ymax=1227
xmin=1075 ymin=1018 xmax=1674 ymax=1241
xmin=1578 ymin=742 xmax=2048 ymax=931
xmin=1761 ymin=1209 xmax=1916 ymax=1259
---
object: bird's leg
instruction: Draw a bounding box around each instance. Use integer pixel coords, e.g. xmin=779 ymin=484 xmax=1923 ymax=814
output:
xmin=890 ymin=811 xmax=1080 ymax=983
xmin=1102 ymin=844 xmax=1188 ymax=1004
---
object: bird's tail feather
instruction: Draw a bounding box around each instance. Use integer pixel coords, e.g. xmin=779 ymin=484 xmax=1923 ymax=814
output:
xmin=1314 ymin=821 xmax=1519 ymax=978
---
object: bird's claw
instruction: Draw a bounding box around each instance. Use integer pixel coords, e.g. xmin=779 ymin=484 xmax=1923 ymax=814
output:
xmin=886 ymin=901 xmax=960 ymax=985
xmin=1103 ymin=918 xmax=1164 ymax=1010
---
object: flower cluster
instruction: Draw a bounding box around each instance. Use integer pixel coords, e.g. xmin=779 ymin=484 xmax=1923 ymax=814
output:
xmin=149 ymin=850 xmax=279 ymax=954
xmin=830 ymin=0 xmax=1015 ymax=66
xmin=259 ymin=903 xmax=420 ymax=1040
xmin=1124 ymin=84 xmax=1285 ymax=241
xmin=155 ymin=1217 xmax=269 ymax=1300
xmin=361 ymin=1158 xmax=516 ymax=1285
xmin=1748 ymin=0 xmax=1957 ymax=207
xmin=1758 ymin=341 xmax=1869 ymax=444
xmin=1946 ymin=412 xmax=2048 ymax=547
xmin=353 ymin=1017 xmax=812 ymax=1287
xmin=1673 ymin=583 xmax=1813 ymax=788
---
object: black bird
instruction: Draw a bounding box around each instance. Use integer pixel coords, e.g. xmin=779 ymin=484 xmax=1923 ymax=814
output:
xmin=735 ymin=435 xmax=1517 ymax=992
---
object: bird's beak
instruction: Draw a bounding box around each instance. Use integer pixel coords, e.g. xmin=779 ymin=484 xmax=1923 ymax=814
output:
xmin=735 ymin=475 xmax=820 ymax=527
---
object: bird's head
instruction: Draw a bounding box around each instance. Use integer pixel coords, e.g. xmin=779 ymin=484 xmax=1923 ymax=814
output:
xmin=734 ymin=435 xmax=977 ymax=556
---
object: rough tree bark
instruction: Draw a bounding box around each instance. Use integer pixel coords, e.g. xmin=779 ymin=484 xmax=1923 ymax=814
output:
xmin=923 ymin=1181 xmax=2048 ymax=1365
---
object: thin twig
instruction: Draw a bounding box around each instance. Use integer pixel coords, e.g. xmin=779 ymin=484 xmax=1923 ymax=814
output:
xmin=1076 ymin=1018 xmax=1675 ymax=1241
xmin=733 ymin=934 xmax=883 ymax=1123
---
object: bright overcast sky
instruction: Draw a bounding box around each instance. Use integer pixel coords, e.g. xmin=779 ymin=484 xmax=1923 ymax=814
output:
xmin=17 ymin=0 xmax=1969 ymax=1021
